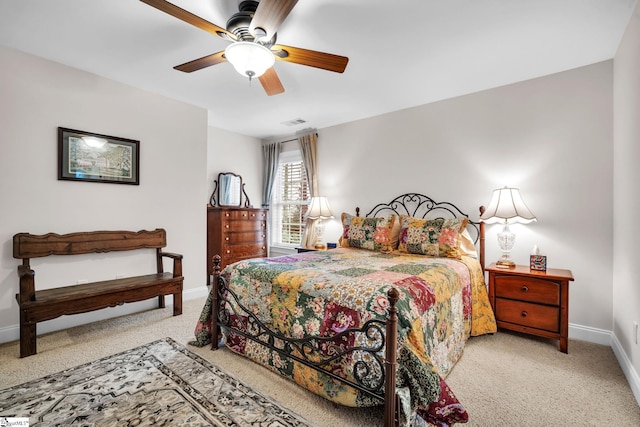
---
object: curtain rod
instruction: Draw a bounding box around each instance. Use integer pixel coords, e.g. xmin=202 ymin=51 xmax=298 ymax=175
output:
xmin=265 ymin=132 xmax=318 ymax=145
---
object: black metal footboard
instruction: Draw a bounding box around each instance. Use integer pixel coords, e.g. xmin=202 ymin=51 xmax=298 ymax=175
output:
xmin=210 ymin=255 xmax=399 ymax=426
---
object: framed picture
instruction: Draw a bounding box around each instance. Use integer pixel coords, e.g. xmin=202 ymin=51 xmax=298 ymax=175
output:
xmin=58 ymin=127 xmax=139 ymax=185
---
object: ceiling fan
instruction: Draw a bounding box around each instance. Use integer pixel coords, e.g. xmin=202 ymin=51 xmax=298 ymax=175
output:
xmin=140 ymin=0 xmax=349 ymax=96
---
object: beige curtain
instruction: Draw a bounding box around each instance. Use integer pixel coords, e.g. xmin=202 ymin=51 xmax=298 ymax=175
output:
xmin=299 ymin=132 xmax=319 ymax=248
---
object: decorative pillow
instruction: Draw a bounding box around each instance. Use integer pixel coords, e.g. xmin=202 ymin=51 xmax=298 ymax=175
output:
xmin=459 ymin=228 xmax=478 ymax=258
xmin=340 ymin=213 xmax=396 ymax=253
xmin=397 ymin=215 xmax=469 ymax=259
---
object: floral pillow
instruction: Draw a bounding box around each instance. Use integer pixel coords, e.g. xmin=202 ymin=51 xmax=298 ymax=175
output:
xmin=340 ymin=213 xmax=396 ymax=253
xmin=397 ymin=215 xmax=469 ymax=259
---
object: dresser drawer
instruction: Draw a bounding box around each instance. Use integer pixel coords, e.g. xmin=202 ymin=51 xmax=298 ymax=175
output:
xmin=221 ymin=210 xmax=267 ymax=221
xmin=494 ymin=276 xmax=559 ymax=306
xmin=222 ymin=243 xmax=267 ymax=259
xmin=495 ymin=298 xmax=559 ymax=332
xmin=222 ymin=231 xmax=267 ymax=245
xmin=222 ymin=220 xmax=267 ymax=233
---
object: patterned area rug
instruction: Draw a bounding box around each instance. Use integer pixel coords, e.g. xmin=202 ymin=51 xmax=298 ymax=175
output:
xmin=0 ymin=338 xmax=310 ymax=426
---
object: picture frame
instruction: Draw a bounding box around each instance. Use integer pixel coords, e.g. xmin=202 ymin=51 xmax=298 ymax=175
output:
xmin=58 ymin=127 xmax=139 ymax=185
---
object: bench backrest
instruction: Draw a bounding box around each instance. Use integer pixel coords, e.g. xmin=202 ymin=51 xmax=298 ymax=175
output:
xmin=13 ymin=229 xmax=167 ymax=259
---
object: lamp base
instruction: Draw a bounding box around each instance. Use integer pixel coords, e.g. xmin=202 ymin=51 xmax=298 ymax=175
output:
xmin=496 ymin=223 xmax=516 ymax=268
xmin=496 ymin=259 xmax=516 ymax=268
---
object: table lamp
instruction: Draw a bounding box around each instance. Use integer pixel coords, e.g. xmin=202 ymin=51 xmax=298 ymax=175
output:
xmin=480 ymin=187 xmax=536 ymax=267
xmin=306 ymin=196 xmax=334 ymax=249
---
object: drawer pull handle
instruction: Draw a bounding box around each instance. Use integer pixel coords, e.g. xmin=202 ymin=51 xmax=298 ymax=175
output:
xmin=521 ymin=286 xmax=529 ymax=292
xmin=225 ymin=237 xmax=229 ymax=241
xmin=226 ymin=250 xmax=231 ymax=254
xmin=521 ymin=311 xmax=528 ymax=318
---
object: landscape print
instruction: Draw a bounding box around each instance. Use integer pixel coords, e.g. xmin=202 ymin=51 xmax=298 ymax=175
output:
xmin=68 ymin=136 xmax=132 ymax=179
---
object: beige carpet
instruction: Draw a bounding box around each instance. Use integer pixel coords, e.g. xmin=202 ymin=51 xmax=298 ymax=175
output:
xmin=1 ymin=296 xmax=639 ymax=426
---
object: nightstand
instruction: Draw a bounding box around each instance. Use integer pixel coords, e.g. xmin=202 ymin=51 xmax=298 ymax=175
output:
xmin=295 ymin=246 xmax=335 ymax=253
xmin=486 ymin=263 xmax=574 ymax=353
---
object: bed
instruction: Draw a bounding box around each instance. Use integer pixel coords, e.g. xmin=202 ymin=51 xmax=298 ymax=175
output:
xmin=191 ymin=193 xmax=497 ymax=426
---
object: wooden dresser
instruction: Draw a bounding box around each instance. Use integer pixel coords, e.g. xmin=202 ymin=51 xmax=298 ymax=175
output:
xmin=207 ymin=206 xmax=268 ymax=284
xmin=486 ymin=263 xmax=574 ymax=353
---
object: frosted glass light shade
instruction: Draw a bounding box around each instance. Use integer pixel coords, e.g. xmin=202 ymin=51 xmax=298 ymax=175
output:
xmin=224 ymin=42 xmax=275 ymax=79
xmin=480 ymin=187 xmax=536 ymax=224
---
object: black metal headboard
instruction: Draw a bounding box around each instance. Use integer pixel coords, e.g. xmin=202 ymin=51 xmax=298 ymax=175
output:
xmin=357 ymin=193 xmax=481 ymax=245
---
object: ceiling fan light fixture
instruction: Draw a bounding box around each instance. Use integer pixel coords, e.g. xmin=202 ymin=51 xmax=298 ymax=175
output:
xmin=224 ymin=41 xmax=275 ymax=80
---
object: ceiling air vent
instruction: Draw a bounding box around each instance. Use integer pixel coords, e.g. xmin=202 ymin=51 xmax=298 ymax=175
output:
xmin=281 ymin=118 xmax=307 ymax=126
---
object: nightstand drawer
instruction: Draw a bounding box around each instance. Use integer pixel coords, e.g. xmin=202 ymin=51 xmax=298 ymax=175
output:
xmin=495 ymin=298 xmax=559 ymax=332
xmin=494 ymin=276 xmax=559 ymax=306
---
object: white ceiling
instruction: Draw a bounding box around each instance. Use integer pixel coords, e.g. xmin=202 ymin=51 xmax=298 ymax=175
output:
xmin=0 ymin=0 xmax=636 ymax=139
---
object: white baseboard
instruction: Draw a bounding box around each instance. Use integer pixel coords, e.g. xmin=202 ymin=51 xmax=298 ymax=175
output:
xmin=568 ymin=323 xmax=640 ymax=406
xmin=611 ymin=332 xmax=640 ymax=406
xmin=0 ymin=286 xmax=209 ymax=346
xmin=569 ymin=322 xmax=612 ymax=346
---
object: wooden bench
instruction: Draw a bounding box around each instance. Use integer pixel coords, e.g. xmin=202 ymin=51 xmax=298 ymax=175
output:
xmin=12 ymin=228 xmax=183 ymax=358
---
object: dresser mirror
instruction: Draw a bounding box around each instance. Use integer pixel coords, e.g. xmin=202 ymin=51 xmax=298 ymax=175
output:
xmin=210 ymin=172 xmax=252 ymax=208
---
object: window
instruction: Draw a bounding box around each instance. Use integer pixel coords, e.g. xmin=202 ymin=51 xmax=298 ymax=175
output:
xmin=271 ymin=150 xmax=310 ymax=247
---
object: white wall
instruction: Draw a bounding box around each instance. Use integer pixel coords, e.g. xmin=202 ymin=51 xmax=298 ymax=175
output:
xmin=319 ymin=61 xmax=614 ymax=335
xmin=0 ymin=45 xmax=208 ymax=341
xmin=206 ymin=127 xmax=262 ymax=208
xmin=613 ymin=1 xmax=640 ymax=401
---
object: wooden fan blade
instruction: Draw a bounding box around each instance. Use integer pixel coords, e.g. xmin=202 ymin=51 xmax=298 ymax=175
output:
xmin=174 ymin=51 xmax=226 ymax=73
xmin=140 ymin=0 xmax=235 ymax=40
xmin=249 ymin=0 xmax=298 ymax=41
xmin=259 ymin=67 xmax=285 ymax=96
xmin=272 ymin=44 xmax=348 ymax=73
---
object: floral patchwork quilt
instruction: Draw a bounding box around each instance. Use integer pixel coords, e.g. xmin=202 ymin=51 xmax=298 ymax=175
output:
xmin=192 ymin=248 xmax=496 ymax=426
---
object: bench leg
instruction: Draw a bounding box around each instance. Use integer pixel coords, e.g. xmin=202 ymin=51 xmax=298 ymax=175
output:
xmin=173 ymin=292 xmax=182 ymax=316
xmin=20 ymin=312 xmax=36 ymax=358
xmin=158 ymin=295 xmax=165 ymax=309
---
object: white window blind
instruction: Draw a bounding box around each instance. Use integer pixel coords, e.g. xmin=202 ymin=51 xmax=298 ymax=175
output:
xmin=271 ymin=151 xmax=310 ymax=246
